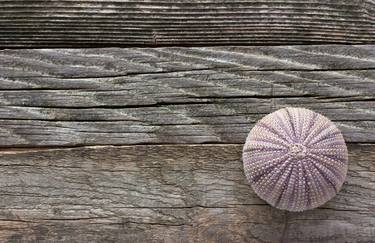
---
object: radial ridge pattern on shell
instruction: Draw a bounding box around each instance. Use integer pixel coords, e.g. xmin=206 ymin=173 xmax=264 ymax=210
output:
xmin=242 ymin=107 xmax=348 ymax=212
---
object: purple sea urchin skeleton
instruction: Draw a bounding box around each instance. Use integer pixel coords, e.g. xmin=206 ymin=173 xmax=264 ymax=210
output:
xmin=242 ymin=107 xmax=348 ymax=212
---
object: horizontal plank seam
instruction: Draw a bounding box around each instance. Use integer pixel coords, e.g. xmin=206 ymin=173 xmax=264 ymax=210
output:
xmin=2 ymin=42 xmax=375 ymax=50
xmin=0 ymin=95 xmax=373 ymax=109
xmin=2 ymin=67 xmax=375 ymax=80
xmin=0 ymin=143 xmax=371 ymax=152
xmin=2 ymin=66 xmax=375 ymax=80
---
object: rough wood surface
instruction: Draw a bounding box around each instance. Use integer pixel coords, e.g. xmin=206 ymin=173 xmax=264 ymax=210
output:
xmin=0 ymin=45 xmax=375 ymax=146
xmin=1 ymin=45 xmax=375 ymax=242
xmin=0 ymin=0 xmax=374 ymax=47
xmin=0 ymin=144 xmax=373 ymax=242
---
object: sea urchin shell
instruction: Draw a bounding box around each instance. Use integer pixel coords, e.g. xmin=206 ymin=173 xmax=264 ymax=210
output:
xmin=242 ymin=107 xmax=348 ymax=212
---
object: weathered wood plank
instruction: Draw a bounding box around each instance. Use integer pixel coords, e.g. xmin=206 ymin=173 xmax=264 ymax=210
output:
xmin=0 ymin=45 xmax=375 ymax=146
xmin=2 ymin=46 xmax=375 ymax=79
xmin=0 ymin=98 xmax=374 ymax=146
xmin=0 ymin=0 xmax=374 ymax=47
xmin=0 ymin=144 xmax=372 ymax=242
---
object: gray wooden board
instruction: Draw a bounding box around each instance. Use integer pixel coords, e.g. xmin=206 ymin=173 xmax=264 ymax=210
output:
xmin=0 ymin=144 xmax=373 ymax=242
xmin=0 ymin=45 xmax=375 ymax=146
xmin=0 ymin=0 xmax=374 ymax=47
xmin=0 ymin=45 xmax=375 ymax=242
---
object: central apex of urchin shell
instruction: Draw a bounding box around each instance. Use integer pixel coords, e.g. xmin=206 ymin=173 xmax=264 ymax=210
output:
xmin=242 ymin=107 xmax=348 ymax=212
xmin=288 ymin=143 xmax=307 ymax=158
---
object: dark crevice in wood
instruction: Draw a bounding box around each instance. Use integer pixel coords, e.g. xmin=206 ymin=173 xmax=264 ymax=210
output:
xmin=0 ymin=94 xmax=373 ymax=109
xmin=315 ymin=96 xmax=375 ymax=102
xmin=3 ymin=118 xmax=375 ymax=123
xmin=280 ymin=211 xmax=289 ymax=243
xmin=2 ymin=67 xmax=375 ymax=80
xmin=1 ymin=42 xmax=375 ymax=50
xmin=0 ymin=142 xmax=369 ymax=151
xmin=317 ymin=207 xmax=370 ymax=212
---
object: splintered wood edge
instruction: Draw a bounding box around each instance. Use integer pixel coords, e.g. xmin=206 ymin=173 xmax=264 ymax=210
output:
xmin=0 ymin=144 xmax=373 ymax=242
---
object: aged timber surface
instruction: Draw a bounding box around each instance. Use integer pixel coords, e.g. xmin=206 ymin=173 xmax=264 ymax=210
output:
xmin=0 ymin=144 xmax=373 ymax=242
xmin=0 ymin=45 xmax=375 ymax=146
xmin=0 ymin=0 xmax=374 ymax=48
xmin=0 ymin=45 xmax=374 ymax=242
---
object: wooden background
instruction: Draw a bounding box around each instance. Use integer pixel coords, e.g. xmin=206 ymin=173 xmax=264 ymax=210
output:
xmin=0 ymin=1 xmax=375 ymax=242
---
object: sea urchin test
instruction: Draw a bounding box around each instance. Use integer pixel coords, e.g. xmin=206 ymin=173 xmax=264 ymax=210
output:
xmin=242 ymin=107 xmax=348 ymax=212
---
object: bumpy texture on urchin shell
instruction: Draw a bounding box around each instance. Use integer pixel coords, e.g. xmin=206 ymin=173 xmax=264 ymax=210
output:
xmin=243 ymin=107 xmax=348 ymax=212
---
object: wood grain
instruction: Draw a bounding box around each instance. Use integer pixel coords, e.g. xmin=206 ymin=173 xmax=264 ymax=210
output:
xmin=0 ymin=144 xmax=372 ymax=242
xmin=0 ymin=45 xmax=375 ymax=146
xmin=1 ymin=45 xmax=375 ymax=242
xmin=0 ymin=0 xmax=374 ymax=47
